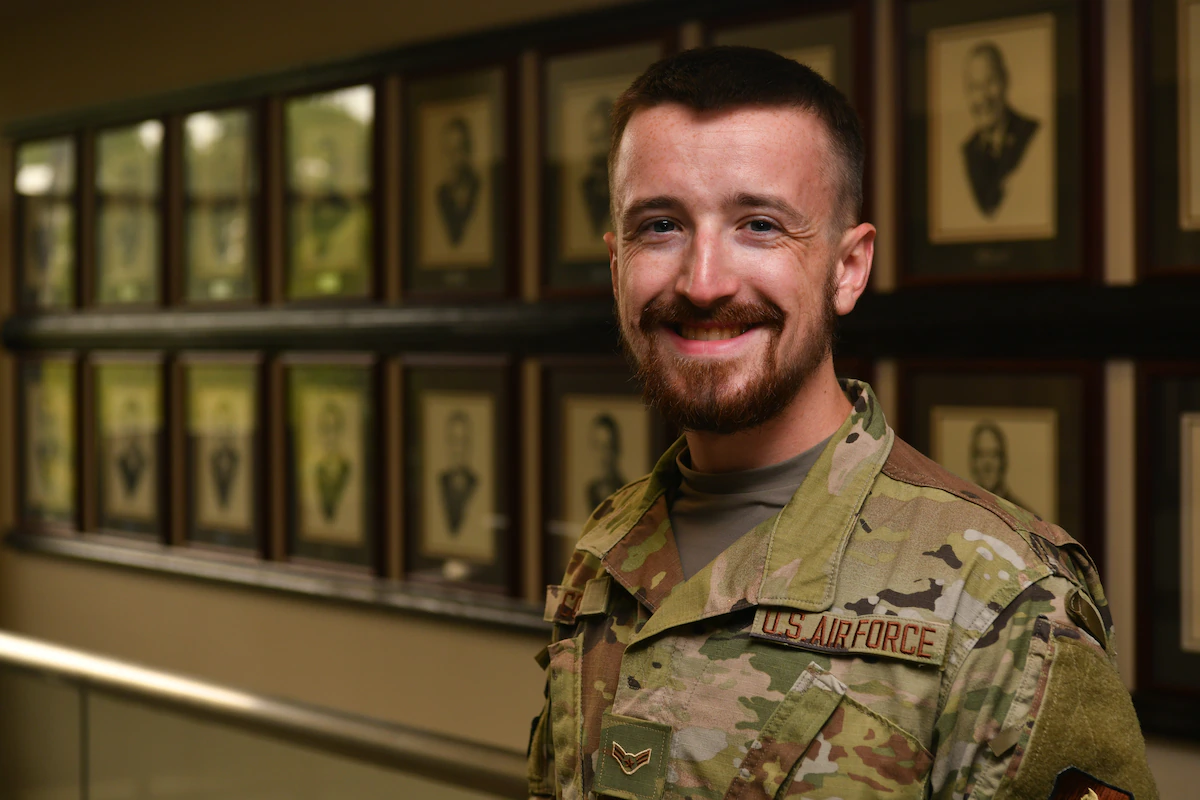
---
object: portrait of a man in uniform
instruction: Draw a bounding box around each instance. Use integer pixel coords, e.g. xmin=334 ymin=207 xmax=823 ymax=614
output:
xmin=115 ymin=397 xmax=147 ymax=499
xmin=207 ymin=400 xmax=241 ymax=509
xmin=435 ymin=117 xmax=481 ymax=247
xmin=960 ymin=41 xmax=1040 ymax=216
xmin=967 ymin=419 xmax=1029 ymax=511
xmin=585 ymin=412 xmax=625 ymax=510
xmin=579 ymin=96 xmax=613 ymax=237
xmin=313 ymin=400 xmax=351 ymax=522
xmin=306 ymin=136 xmax=351 ymax=261
xmin=437 ymin=410 xmax=478 ymax=537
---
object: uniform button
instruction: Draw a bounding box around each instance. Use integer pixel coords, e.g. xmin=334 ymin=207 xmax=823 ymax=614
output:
xmin=739 ymin=768 xmax=751 ymax=780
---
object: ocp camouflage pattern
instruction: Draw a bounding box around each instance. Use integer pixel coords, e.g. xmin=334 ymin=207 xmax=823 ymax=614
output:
xmin=528 ymin=381 xmax=1157 ymax=800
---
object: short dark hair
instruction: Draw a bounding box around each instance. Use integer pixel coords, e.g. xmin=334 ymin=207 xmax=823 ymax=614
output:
xmin=609 ymin=46 xmax=865 ymax=229
xmin=967 ymin=42 xmax=1009 ymax=88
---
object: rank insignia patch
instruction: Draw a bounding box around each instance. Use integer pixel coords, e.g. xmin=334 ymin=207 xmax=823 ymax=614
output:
xmin=1048 ymin=767 xmax=1133 ymax=800
xmin=594 ymin=712 xmax=671 ymax=800
xmin=612 ymin=741 xmax=652 ymax=775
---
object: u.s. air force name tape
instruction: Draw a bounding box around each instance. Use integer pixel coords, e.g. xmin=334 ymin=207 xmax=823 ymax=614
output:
xmin=750 ymin=607 xmax=950 ymax=667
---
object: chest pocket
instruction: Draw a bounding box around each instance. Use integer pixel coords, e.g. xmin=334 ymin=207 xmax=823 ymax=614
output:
xmin=546 ymin=634 xmax=584 ymax=800
xmin=725 ymin=664 xmax=932 ymax=800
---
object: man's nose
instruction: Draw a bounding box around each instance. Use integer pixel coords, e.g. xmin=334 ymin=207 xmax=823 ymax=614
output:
xmin=674 ymin=226 xmax=738 ymax=307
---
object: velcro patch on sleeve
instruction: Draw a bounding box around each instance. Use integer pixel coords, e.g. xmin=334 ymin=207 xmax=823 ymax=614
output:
xmin=1048 ymin=767 xmax=1133 ymax=800
xmin=750 ymin=607 xmax=949 ymax=667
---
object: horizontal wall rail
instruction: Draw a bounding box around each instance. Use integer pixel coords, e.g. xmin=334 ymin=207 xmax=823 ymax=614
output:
xmin=0 ymin=629 xmax=529 ymax=798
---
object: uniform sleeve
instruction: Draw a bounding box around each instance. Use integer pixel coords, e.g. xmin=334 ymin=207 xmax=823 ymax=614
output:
xmin=930 ymin=576 xmax=1158 ymax=800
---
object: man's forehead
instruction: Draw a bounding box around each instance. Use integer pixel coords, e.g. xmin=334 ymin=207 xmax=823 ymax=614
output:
xmin=612 ymin=103 xmax=833 ymax=198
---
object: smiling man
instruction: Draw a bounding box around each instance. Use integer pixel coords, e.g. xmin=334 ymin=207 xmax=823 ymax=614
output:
xmin=528 ymin=48 xmax=1155 ymax=800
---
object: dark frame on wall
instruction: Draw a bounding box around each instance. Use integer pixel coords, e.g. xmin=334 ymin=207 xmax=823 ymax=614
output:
xmin=536 ymin=30 xmax=676 ymax=298
xmin=17 ymin=351 xmax=81 ymax=536
xmin=282 ymin=81 xmax=381 ymax=304
xmin=897 ymin=359 xmax=1105 ymax=570
xmin=89 ymin=351 xmax=169 ymax=542
xmin=403 ymin=354 xmax=519 ymax=596
xmin=1134 ymin=362 xmax=1200 ymax=740
xmin=401 ymin=59 xmax=520 ymax=302
xmin=282 ymin=352 xmax=382 ymax=574
xmin=895 ymin=0 xmax=1103 ymax=286
xmin=176 ymin=100 xmax=268 ymax=307
xmin=178 ymin=351 xmax=267 ymax=556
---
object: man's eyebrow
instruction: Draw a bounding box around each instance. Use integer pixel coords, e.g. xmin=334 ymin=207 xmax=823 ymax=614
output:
xmin=619 ymin=195 xmax=682 ymax=230
xmin=728 ymin=193 xmax=812 ymax=228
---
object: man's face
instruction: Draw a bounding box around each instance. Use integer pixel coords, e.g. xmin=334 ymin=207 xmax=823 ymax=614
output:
xmin=606 ymin=104 xmax=849 ymax=433
xmin=969 ymin=427 xmax=1006 ymax=491
xmin=965 ymin=51 xmax=1006 ymax=132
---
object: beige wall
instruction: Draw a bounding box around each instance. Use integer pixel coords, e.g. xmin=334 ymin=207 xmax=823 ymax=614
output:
xmin=0 ymin=0 xmax=1197 ymax=784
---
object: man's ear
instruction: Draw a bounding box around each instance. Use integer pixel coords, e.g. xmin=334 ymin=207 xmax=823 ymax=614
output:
xmin=833 ymin=222 xmax=875 ymax=316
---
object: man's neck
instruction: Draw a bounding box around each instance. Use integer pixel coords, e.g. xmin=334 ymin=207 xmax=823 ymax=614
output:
xmin=683 ymin=361 xmax=853 ymax=474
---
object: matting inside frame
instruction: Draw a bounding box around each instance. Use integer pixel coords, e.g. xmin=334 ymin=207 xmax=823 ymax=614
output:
xmin=930 ymin=405 xmax=1058 ymax=523
xmin=1181 ymin=413 xmax=1200 ymax=652
xmin=927 ymin=13 xmax=1056 ymax=243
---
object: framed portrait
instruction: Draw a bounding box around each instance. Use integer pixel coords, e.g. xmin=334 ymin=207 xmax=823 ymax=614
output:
xmin=899 ymin=0 xmax=1097 ymax=282
xmin=94 ymin=120 xmax=163 ymax=305
xmin=542 ymin=361 xmax=667 ymax=586
xmin=707 ymin=3 xmax=867 ymax=106
xmin=1138 ymin=0 xmax=1200 ymax=276
xmin=899 ymin=361 xmax=1101 ymax=561
xmin=286 ymin=358 xmax=376 ymax=568
xmin=540 ymin=38 xmax=667 ymax=294
xmin=1134 ymin=365 xmax=1200 ymax=736
xmin=93 ymin=356 xmax=164 ymax=538
xmin=405 ymin=360 xmax=515 ymax=593
xmin=20 ymin=356 xmax=76 ymax=531
xmin=285 ymin=85 xmax=375 ymax=300
xmin=403 ymin=64 xmax=514 ymax=297
xmin=15 ymin=136 xmax=76 ymax=310
xmin=183 ymin=107 xmax=259 ymax=303
xmin=184 ymin=357 xmax=261 ymax=552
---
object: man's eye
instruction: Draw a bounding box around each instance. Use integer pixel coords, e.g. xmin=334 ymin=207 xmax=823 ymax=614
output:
xmin=650 ymin=219 xmax=676 ymax=233
xmin=748 ymin=219 xmax=775 ymax=232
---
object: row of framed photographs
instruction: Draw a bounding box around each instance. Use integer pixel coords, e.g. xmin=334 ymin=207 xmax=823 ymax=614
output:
xmin=15 ymin=0 xmax=1200 ymax=312
xmin=19 ymin=351 xmax=672 ymax=595
xmin=19 ymin=353 xmax=1200 ymax=710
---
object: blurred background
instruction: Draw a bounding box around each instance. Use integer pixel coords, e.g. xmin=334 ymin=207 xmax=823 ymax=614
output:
xmin=0 ymin=0 xmax=1199 ymax=796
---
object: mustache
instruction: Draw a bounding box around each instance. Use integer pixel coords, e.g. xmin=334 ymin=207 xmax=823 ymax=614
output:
xmin=637 ymin=297 xmax=787 ymax=333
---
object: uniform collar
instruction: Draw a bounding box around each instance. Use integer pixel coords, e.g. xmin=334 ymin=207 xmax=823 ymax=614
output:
xmin=577 ymin=380 xmax=894 ymax=630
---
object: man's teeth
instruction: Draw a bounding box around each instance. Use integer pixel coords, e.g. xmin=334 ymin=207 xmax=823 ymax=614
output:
xmin=678 ymin=325 xmax=748 ymax=341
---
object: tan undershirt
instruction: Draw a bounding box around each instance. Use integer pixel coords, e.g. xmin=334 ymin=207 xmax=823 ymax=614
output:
xmin=670 ymin=435 xmax=832 ymax=580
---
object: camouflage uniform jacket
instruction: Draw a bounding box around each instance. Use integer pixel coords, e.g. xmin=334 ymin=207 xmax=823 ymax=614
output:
xmin=528 ymin=382 xmax=1156 ymax=800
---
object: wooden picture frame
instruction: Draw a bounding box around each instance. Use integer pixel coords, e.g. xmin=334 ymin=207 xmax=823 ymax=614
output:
xmin=540 ymin=358 xmax=667 ymax=586
xmin=897 ymin=360 xmax=1104 ymax=567
xmin=402 ymin=61 xmax=517 ymax=300
xmin=283 ymin=354 xmax=379 ymax=572
xmin=91 ymin=353 xmax=166 ymax=539
xmin=93 ymin=119 xmax=166 ymax=307
xmin=1136 ymin=0 xmax=1200 ymax=277
xmin=897 ymin=0 xmax=1100 ymax=284
xmin=403 ymin=356 xmax=517 ymax=594
xmin=283 ymin=83 xmax=377 ymax=302
xmin=181 ymin=104 xmax=263 ymax=305
xmin=181 ymin=353 xmax=264 ymax=554
xmin=705 ymin=0 xmax=874 ymax=216
xmin=18 ymin=353 xmax=79 ymax=534
xmin=538 ymin=34 xmax=672 ymax=296
xmin=1134 ymin=363 xmax=1200 ymax=738
xmin=13 ymin=136 xmax=78 ymax=311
